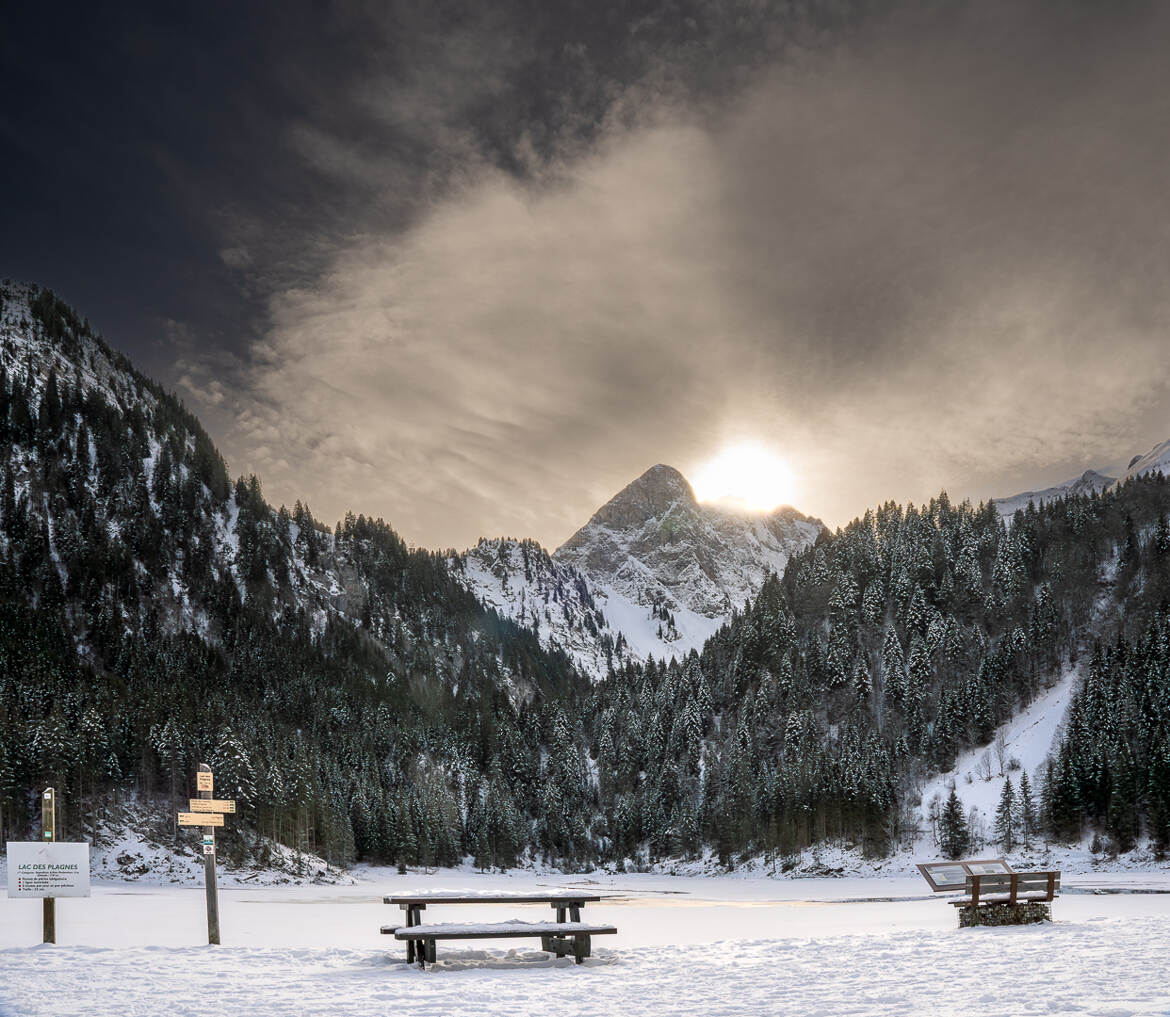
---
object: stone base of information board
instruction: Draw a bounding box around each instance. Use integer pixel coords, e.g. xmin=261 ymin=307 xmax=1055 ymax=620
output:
xmin=958 ymin=902 xmax=1051 ymax=927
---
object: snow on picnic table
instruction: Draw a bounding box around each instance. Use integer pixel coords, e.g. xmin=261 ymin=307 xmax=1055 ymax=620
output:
xmin=2 ymin=872 xmax=1170 ymax=1017
xmin=396 ymin=920 xmax=613 ymax=937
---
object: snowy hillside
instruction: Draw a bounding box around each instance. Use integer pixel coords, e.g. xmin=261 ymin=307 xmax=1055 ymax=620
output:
xmin=0 ymin=281 xmax=590 ymax=873
xmin=453 ymin=538 xmax=637 ymax=676
xmin=915 ymin=662 xmax=1081 ymax=852
xmin=0 ymin=281 xmax=362 ymax=647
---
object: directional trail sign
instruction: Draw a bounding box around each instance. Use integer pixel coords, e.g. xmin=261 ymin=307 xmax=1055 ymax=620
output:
xmin=178 ymin=812 xmax=224 ymax=827
xmin=179 ymin=765 xmax=229 ymax=944
xmin=188 ymin=799 xmax=236 ymax=814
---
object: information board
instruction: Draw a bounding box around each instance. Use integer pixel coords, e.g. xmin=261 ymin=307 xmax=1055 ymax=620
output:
xmin=6 ymin=842 xmax=91 ymax=898
xmin=916 ymin=858 xmax=1012 ymax=892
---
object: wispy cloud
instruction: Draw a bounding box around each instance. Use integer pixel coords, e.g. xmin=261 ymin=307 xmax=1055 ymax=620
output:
xmin=181 ymin=0 xmax=1170 ymax=548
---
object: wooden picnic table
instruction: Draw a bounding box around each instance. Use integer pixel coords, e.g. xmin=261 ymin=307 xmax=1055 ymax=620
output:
xmin=382 ymin=892 xmax=613 ymax=968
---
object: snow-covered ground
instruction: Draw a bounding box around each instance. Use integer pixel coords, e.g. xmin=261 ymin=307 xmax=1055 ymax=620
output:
xmin=3 ymin=870 xmax=1170 ymax=1016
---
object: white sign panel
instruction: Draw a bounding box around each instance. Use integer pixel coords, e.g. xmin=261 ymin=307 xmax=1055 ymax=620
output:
xmin=6 ymin=842 xmax=91 ymax=898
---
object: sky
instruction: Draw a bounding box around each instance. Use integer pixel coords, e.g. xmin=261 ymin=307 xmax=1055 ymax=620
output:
xmin=4 ymin=0 xmax=1170 ymax=550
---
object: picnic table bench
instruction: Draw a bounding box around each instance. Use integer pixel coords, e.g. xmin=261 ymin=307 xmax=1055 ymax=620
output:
xmin=917 ymin=858 xmax=1061 ymax=926
xmin=382 ymin=892 xmax=616 ymax=968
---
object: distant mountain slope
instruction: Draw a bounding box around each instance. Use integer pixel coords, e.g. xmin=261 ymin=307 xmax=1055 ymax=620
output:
xmin=994 ymin=435 xmax=1170 ymax=519
xmin=994 ymin=469 xmax=1116 ymax=518
xmin=1115 ymin=438 xmax=1170 ymax=486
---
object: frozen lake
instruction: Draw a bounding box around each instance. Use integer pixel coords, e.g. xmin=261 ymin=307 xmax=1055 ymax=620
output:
xmin=2 ymin=870 xmax=1168 ymax=1016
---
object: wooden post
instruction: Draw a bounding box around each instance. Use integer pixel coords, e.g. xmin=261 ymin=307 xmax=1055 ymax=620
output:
xmin=42 ymin=788 xmax=55 ymax=944
xmin=198 ymin=765 xmax=221 ymax=945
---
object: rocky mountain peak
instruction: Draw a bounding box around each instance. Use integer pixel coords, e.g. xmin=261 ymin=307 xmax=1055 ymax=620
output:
xmin=572 ymin=464 xmax=696 ymax=534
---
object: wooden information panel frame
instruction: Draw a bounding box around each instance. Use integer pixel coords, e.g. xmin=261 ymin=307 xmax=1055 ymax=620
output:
xmin=916 ymin=858 xmax=1012 ymax=892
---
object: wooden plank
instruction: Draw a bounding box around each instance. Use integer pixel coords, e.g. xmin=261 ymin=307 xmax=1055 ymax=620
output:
xmin=394 ymin=924 xmax=617 ymax=941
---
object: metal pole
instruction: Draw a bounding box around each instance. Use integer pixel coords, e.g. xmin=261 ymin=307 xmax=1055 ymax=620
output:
xmin=199 ymin=765 xmax=220 ymax=945
xmin=42 ymin=788 xmax=55 ymax=944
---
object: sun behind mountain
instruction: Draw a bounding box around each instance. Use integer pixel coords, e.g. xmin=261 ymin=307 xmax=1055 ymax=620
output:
xmin=691 ymin=442 xmax=798 ymax=513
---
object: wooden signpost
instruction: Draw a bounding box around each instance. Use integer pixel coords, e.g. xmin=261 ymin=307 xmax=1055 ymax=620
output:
xmin=178 ymin=765 xmax=236 ymax=946
xmin=42 ymin=788 xmax=55 ymax=944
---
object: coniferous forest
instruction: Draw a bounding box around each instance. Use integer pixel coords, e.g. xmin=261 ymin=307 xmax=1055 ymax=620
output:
xmin=2 ymin=282 xmax=1170 ymax=872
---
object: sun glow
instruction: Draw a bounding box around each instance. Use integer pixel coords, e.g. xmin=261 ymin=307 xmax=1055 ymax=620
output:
xmin=692 ymin=442 xmax=798 ymax=513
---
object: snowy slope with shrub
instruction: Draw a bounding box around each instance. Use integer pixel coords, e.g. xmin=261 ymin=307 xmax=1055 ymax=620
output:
xmin=915 ymin=662 xmax=1080 ymax=853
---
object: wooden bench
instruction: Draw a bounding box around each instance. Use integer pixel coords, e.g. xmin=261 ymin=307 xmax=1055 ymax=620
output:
xmin=951 ymin=870 xmax=1060 ymax=925
xmin=917 ymin=859 xmax=1060 ymax=926
xmin=383 ymin=893 xmax=614 ymax=968
xmin=394 ymin=920 xmax=617 ymax=968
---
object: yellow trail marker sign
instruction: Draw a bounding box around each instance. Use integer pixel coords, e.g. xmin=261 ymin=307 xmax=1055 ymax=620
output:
xmin=188 ymin=799 xmax=236 ymax=814
xmin=196 ymin=772 xmax=214 ymax=793
xmin=178 ymin=812 xmax=224 ymax=827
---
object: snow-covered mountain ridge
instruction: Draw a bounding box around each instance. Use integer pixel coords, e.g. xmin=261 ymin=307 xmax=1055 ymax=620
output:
xmin=454 ymin=466 xmax=822 ymax=675
xmin=993 ymin=469 xmax=1117 ymax=519
xmin=1117 ymin=438 xmax=1170 ymax=487
xmin=994 ymin=436 xmax=1170 ymax=518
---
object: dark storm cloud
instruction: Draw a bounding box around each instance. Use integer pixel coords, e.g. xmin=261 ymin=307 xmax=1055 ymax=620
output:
xmin=7 ymin=2 xmax=1170 ymax=547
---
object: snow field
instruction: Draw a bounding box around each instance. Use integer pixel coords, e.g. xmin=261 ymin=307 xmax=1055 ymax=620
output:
xmin=2 ymin=873 xmax=1170 ymax=1017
